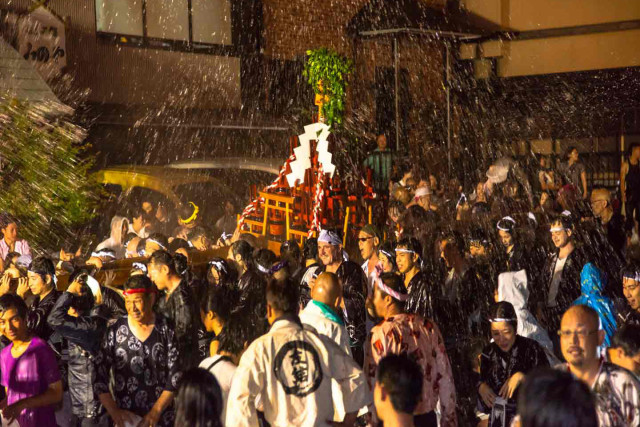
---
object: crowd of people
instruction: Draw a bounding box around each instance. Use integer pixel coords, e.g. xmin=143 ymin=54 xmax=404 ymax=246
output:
xmin=0 ymin=137 xmax=639 ymax=426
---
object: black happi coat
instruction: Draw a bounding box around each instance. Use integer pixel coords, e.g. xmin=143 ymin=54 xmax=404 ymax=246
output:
xmin=479 ymin=335 xmax=549 ymax=412
xmin=405 ymin=271 xmax=434 ymax=321
xmin=155 ymin=279 xmax=201 ymax=368
xmin=47 ymin=292 xmax=108 ymax=418
xmin=28 ymin=289 xmax=62 ymax=343
xmin=533 ymin=246 xmax=587 ymax=332
xmin=94 ymin=315 xmax=182 ymax=427
xmin=236 ymin=269 xmax=267 ymax=322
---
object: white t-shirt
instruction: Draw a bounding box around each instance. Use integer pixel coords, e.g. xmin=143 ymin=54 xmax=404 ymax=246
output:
xmin=547 ymin=256 xmax=568 ymax=307
xmin=199 ymin=355 xmax=237 ymax=422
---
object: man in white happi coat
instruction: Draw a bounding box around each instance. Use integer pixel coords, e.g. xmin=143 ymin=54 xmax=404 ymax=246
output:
xmin=226 ymin=277 xmax=371 ymax=427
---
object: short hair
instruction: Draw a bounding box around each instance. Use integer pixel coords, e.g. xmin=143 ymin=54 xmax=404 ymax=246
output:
xmin=149 ymin=250 xmax=178 ymax=276
xmin=188 ymin=226 xmax=209 ymax=241
xmin=60 ymin=237 xmax=82 ymax=253
xmin=0 ymin=294 xmax=27 ymax=319
xmin=266 ymin=278 xmax=299 ymax=314
xmin=169 ymin=238 xmax=190 ymax=253
xmin=231 ymin=240 xmax=253 ymax=265
xmin=69 ymin=275 xmax=95 ymax=313
xmin=28 ymin=257 xmax=55 ymax=281
xmin=0 ymin=213 xmax=17 ymax=230
xmin=518 ymin=367 xmax=597 ymax=427
xmin=565 ymin=146 xmax=578 ymax=160
xmin=396 ymin=237 xmax=422 ymax=258
xmin=254 ymin=249 xmax=277 ymax=273
xmin=377 ymin=272 xmax=407 ymax=308
xmin=280 ymin=240 xmax=301 ymax=262
xmin=468 ymin=228 xmax=489 ymax=246
xmin=147 ymin=233 xmax=169 ymax=251
xmin=127 ymin=206 xmax=145 ymax=219
xmin=123 ymin=233 xmax=139 ymax=248
xmin=621 ymin=262 xmax=640 ymax=281
xmin=174 ymin=368 xmax=223 ymax=427
xmin=550 ymin=214 xmax=573 ymax=231
xmin=217 ymin=317 xmax=250 ymax=356
xmin=388 ymin=200 xmax=406 ymax=217
xmin=628 ymin=143 xmax=640 ymax=157
xmin=611 ymin=324 xmax=640 ymax=357
xmin=303 ymin=238 xmax=318 ymax=261
xmin=489 ymin=301 xmax=518 ymax=332
xmin=173 ymin=253 xmax=189 ymax=276
xmin=201 ymin=286 xmax=240 ymax=323
xmin=123 ymin=274 xmax=155 ymax=292
xmin=376 ymin=354 xmax=423 ymax=414
xmin=360 ymin=224 xmax=382 ymax=242
xmin=439 ymin=231 xmax=465 ymax=254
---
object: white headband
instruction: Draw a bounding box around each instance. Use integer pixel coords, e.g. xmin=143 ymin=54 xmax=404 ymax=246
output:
xmin=132 ymin=262 xmax=147 ymax=273
xmin=414 ymin=186 xmax=432 ymax=198
xmin=376 ymin=279 xmax=408 ymax=302
xmin=85 ymin=275 xmax=100 ymax=297
xmin=623 ymin=272 xmax=640 ymax=283
xmin=318 ymin=229 xmax=341 ymax=246
xmin=91 ymin=251 xmax=116 ymax=259
xmin=497 ymin=216 xmax=516 ymax=231
xmin=395 ymin=248 xmax=416 ymax=255
xmin=257 ymin=263 xmax=271 ymax=274
xmin=490 ymin=317 xmax=517 ymax=323
xmin=549 ymin=226 xmax=568 ymax=232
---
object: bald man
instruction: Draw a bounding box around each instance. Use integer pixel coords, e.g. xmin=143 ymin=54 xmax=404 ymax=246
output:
xmin=300 ymin=272 xmax=351 ymax=356
xmin=590 ymin=187 xmax=626 ymax=256
xmin=557 ymin=305 xmax=640 ymax=426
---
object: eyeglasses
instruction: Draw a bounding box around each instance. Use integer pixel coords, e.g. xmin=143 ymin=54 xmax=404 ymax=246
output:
xmin=357 ymin=237 xmax=374 ymax=243
xmin=557 ymin=329 xmax=598 ymax=339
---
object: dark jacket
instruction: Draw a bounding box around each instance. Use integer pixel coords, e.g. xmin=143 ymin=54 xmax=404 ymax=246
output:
xmin=155 ymin=279 xmax=201 ymax=368
xmin=236 ymin=269 xmax=267 ymax=322
xmin=534 ymin=246 xmax=587 ymax=332
xmin=432 ymin=265 xmax=485 ymax=344
xmin=28 ymin=288 xmax=61 ymax=343
xmin=478 ymin=336 xmax=549 ymax=418
xmin=405 ymin=271 xmax=434 ymax=321
xmin=47 ymin=292 xmax=108 ymax=418
xmin=618 ymin=306 xmax=640 ymax=327
xmin=100 ymin=286 xmax=126 ymax=323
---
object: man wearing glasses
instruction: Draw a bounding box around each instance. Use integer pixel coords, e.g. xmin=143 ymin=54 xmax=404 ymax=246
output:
xmin=620 ymin=264 xmax=640 ymax=326
xmin=557 ymin=305 xmax=640 ymax=427
xmin=358 ymin=224 xmax=381 ymax=298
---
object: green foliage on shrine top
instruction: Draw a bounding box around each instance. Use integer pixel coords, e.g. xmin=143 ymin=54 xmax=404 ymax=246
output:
xmin=303 ymin=48 xmax=353 ymax=128
xmin=0 ymin=98 xmax=100 ymax=251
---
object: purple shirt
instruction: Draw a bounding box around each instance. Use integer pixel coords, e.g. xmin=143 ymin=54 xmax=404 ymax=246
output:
xmin=0 ymin=337 xmax=61 ymax=427
xmin=0 ymin=239 xmax=31 ymax=262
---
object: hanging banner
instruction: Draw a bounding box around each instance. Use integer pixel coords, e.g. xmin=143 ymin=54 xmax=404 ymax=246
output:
xmin=17 ymin=6 xmax=66 ymax=79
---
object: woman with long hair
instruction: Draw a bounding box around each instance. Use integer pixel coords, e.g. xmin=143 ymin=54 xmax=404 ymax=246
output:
xmin=174 ymin=368 xmax=224 ymax=427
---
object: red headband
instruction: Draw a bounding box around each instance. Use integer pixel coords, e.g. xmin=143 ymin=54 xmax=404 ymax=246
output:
xmin=122 ymin=288 xmax=157 ymax=296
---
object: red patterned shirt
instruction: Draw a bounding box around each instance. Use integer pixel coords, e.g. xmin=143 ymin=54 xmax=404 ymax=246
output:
xmin=364 ymin=313 xmax=458 ymax=426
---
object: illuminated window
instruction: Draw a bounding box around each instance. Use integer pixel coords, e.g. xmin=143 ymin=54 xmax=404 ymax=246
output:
xmin=95 ymin=0 xmax=232 ymax=47
xmin=95 ymin=0 xmax=143 ymax=36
